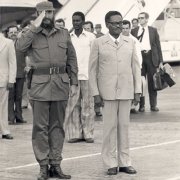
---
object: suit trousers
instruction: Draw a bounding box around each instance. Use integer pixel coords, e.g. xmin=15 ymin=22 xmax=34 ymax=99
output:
xmin=8 ymin=78 xmax=25 ymax=122
xmin=0 ymin=88 xmax=10 ymax=135
xmin=102 ymin=100 xmax=132 ymax=168
xmin=30 ymin=100 xmax=67 ymax=165
xmin=65 ymin=80 xmax=94 ymax=140
xmin=141 ymin=51 xmax=157 ymax=107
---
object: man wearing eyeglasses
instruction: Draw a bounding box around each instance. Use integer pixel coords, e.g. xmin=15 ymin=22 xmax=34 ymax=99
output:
xmin=89 ymin=11 xmax=141 ymax=176
xmin=131 ymin=12 xmax=163 ymax=112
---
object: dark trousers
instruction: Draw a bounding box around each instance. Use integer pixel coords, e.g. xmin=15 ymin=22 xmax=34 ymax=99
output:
xmin=8 ymin=78 xmax=25 ymax=122
xmin=30 ymin=100 xmax=67 ymax=165
xmin=141 ymin=51 xmax=157 ymax=107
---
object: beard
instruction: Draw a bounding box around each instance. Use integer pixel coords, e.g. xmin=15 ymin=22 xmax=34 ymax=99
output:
xmin=41 ymin=18 xmax=54 ymax=29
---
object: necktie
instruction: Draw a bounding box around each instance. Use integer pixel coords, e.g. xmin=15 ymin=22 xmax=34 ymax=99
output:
xmin=115 ymin=39 xmax=119 ymax=46
xmin=137 ymin=28 xmax=145 ymax=42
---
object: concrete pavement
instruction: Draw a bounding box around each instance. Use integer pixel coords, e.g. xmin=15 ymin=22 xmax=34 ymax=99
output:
xmin=0 ymin=64 xmax=180 ymax=180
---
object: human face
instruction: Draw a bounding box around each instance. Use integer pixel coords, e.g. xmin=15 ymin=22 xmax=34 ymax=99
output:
xmin=72 ymin=15 xmax=84 ymax=30
xmin=38 ymin=10 xmax=54 ymax=26
xmin=132 ymin=20 xmax=139 ymax=29
xmin=122 ymin=24 xmax=130 ymax=36
xmin=106 ymin=15 xmax=122 ymax=38
xmin=8 ymin=27 xmax=18 ymax=40
xmin=138 ymin=14 xmax=148 ymax=26
xmin=95 ymin=27 xmax=101 ymax=33
xmin=83 ymin=23 xmax=93 ymax=32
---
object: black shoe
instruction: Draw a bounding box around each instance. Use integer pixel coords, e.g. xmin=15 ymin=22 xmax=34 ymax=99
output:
xmin=37 ymin=165 xmax=48 ymax=180
xmin=96 ymin=112 xmax=102 ymax=116
xmin=119 ymin=166 xmax=137 ymax=174
xmin=49 ymin=165 xmax=71 ymax=179
xmin=16 ymin=119 xmax=27 ymax=124
xmin=9 ymin=121 xmax=15 ymax=125
xmin=85 ymin=138 xmax=94 ymax=143
xmin=150 ymin=106 xmax=159 ymax=112
xmin=22 ymin=105 xmax=28 ymax=109
xmin=107 ymin=167 xmax=118 ymax=175
xmin=2 ymin=134 xmax=13 ymax=140
xmin=68 ymin=138 xmax=81 ymax=143
xmin=130 ymin=109 xmax=138 ymax=114
xmin=139 ymin=107 xmax=145 ymax=112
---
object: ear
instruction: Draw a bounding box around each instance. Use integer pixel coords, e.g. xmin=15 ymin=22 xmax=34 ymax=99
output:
xmin=105 ymin=22 xmax=109 ymax=28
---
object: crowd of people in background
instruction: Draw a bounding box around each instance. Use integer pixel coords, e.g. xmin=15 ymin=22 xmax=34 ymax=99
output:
xmin=0 ymin=1 xmax=164 ymax=179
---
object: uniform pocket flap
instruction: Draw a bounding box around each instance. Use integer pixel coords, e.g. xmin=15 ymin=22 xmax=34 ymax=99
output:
xmin=58 ymin=42 xmax=67 ymax=49
xmin=32 ymin=44 xmax=48 ymax=49
xmin=61 ymin=74 xmax=69 ymax=83
xmin=32 ymin=75 xmax=50 ymax=84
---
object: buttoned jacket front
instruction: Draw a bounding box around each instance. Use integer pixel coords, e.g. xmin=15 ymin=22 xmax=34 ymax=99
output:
xmin=0 ymin=35 xmax=17 ymax=87
xmin=16 ymin=26 xmax=78 ymax=101
xmin=89 ymin=34 xmax=141 ymax=100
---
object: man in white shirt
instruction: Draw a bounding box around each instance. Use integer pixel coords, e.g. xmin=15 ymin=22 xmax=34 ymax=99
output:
xmin=65 ymin=11 xmax=96 ymax=143
xmin=122 ymin=20 xmax=146 ymax=114
xmin=131 ymin=12 xmax=163 ymax=112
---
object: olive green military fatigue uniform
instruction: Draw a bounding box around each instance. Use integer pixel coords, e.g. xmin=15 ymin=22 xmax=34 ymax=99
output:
xmin=16 ymin=25 xmax=78 ymax=165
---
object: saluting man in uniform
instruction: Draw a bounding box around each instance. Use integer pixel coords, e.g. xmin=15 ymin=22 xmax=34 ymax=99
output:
xmin=16 ymin=1 xmax=78 ymax=180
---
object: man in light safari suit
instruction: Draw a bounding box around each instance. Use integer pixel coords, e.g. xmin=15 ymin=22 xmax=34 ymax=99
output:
xmin=89 ymin=11 xmax=141 ymax=175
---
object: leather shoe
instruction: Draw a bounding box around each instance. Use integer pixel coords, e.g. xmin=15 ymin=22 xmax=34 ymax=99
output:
xmin=49 ymin=165 xmax=71 ymax=179
xmin=96 ymin=112 xmax=102 ymax=116
xmin=139 ymin=107 xmax=145 ymax=112
xmin=119 ymin=166 xmax=137 ymax=174
xmin=107 ymin=167 xmax=118 ymax=175
xmin=150 ymin=106 xmax=159 ymax=112
xmin=16 ymin=119 xmax=27 ymax=124
xmin=68 ymin=138 xmax=81 ymax=143
xmin=85 ymin=138 xmax=94 ymax=143
xmin=2 ymin=134 xmax=13 ymax=140
xmin=130 ymin=109 xmax=138 ymax=114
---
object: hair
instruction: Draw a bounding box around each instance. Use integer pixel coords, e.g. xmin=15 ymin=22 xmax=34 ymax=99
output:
xmin=105 ymin=11 xmax=122 ymax=23
xmin=84 ymin=21 xmax=94 ymax=29
xmin=72 ymin=11 xmax=85 ymax=22
xmin=122 ymin=20 xmax=131 ymax=28
xmin=139 ymin=12 xmax=149 ymax=19
xmin=131 ymin=18 xmax=138 ymax=23
xmin=7 ymin=25 xmax=18 ymax=32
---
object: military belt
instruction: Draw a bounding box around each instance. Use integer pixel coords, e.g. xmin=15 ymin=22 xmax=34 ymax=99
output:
xmin=33 ymin=66 xmax=66 ymax=75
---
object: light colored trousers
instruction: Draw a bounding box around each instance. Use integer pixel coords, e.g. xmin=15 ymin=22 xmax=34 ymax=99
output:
xmin=102 ymin=100 xmax=132 ymax=169
xmin=0 ymin=88 xmax=10 ymax=135
xmin=65 ymin=80 xmax=94 ymax=140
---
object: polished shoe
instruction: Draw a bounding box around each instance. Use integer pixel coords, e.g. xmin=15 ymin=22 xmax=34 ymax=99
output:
xmin=49 ymin=165 xmax=71 ymax=179
xmin=139 ymin=107 xmax=145 ymax=112
xmin=119 ymin=166 xmax=137 ymax=174
xmin=37 ymin=165 xmax=48 ymax=180
xmin=22 ymin=105 xmax=28 ymax=109
xmin=16 ymin=119 xmax=27 ymax=124
xmin=150 ymin=106 xmax=159 ymax=112
xmin=9 ymin=121 xmax=15 ymax=125
xmin=85 ymin=138 xmax=94 ymax=143
xmin=68 ymin=138 xmax=81 ymax=143
xmin=2 ymin=134 xmax=13 ymax=140
xmin=96 ymin=111 xmax=102 ymax=116
xmin=107 ymin=167 xmax=118 ymax=175
xmin=130 ymin=109 xmax=138 ymax=114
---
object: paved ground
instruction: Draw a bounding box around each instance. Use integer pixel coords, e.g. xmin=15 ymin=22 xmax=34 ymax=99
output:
xmin=0 ymin=64 xmax=180 ymax=180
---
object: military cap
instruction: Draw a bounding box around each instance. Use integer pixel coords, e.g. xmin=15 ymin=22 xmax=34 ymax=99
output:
xmin=95 ymin=24 xmax=102 ymax=28
xmin=36 ymin=1 xmax=55 ymax=11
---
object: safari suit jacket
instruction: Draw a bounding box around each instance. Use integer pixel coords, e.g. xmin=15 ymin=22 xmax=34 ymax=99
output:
xmin=16 ymin=26 xmax=78 ymax=101
xmin=89 ymin=34 xmax=141 ymax=100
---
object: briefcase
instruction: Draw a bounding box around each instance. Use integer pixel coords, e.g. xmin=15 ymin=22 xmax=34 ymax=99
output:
xmin=153 ymin=70 xmax=168 ymax=91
